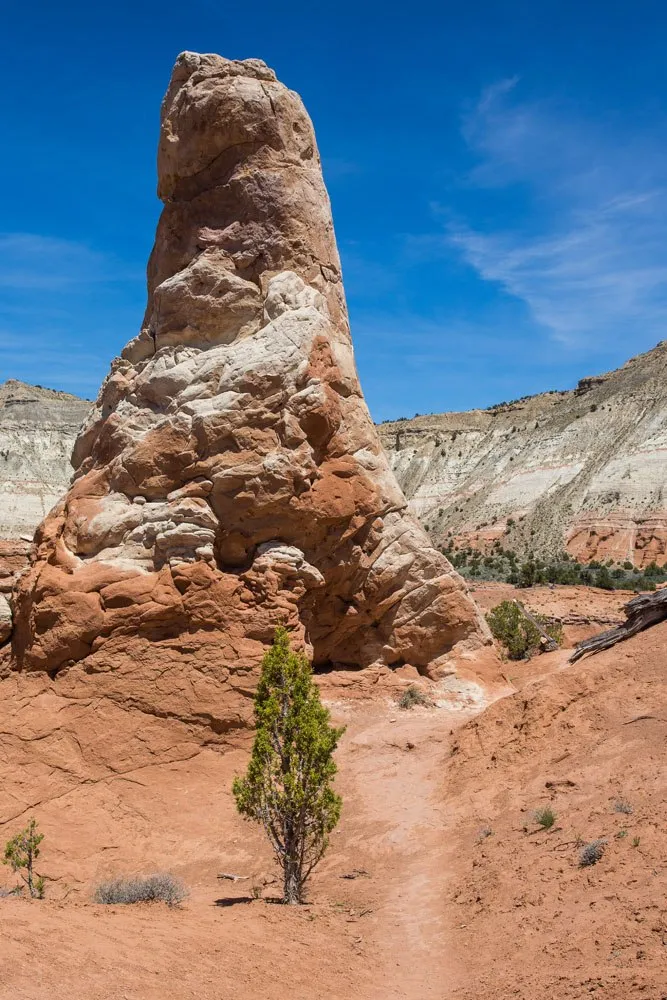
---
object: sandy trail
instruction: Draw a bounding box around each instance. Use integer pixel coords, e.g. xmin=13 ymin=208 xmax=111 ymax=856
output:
xmin=333 ymin=700 xmax=473 ymax=999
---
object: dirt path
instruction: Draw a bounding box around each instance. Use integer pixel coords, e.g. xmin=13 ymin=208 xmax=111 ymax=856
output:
xmin=333 ymin=701 xmax=473 ymax=999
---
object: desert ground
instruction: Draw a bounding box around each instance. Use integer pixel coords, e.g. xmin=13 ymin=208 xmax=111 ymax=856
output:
xmin=1 ymin=583 xmax=665 ymax=1000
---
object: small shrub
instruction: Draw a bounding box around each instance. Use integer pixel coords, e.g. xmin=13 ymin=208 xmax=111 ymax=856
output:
xmin=486 ymin=601 xmax=562 ymax=660
xmin=579 ymin=839 xmax=606 ymax=867
xmin=3 ymin=819 xmax=45 ymax=899
xmin=233 ymin=629 xmax=344 ymax=905
xmin=613 ymin=799 xmax=633 ymax=814
xmin=615 ymin=829 xmax=628 ymax=839
xmin=398 ymin=685 xmax=432 ymax=710
xmin=518 ymin=561 xmax=536 ymax=587
xmin=94 ymin=872 xmax=188 ymax=906
xmin=250 ymin=883 xmax=263 ymax=900
xmin=475 ymin=826 xmax=493 ymax=843
xmin=632 ymin=836 xmax=640 ymax=848
xmin=533 ymin=806 xmax=557 ymax=830
xmin=595 ymin=566 xmax=615 ymax=591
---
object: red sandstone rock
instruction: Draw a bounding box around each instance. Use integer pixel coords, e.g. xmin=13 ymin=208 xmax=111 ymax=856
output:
xmin=9 ymin=53 xmax=489 ymax=727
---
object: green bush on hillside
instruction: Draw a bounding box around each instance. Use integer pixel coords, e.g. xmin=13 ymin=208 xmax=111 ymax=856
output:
xmin=444 ymin=544 xmax=666 ymax=591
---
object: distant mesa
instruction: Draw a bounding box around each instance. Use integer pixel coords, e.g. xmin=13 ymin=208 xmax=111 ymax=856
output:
xmin=379 ymin=341 xmax=667 ymax=569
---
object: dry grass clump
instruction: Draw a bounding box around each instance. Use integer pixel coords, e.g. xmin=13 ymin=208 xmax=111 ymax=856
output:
xmin=398 ymin=686 xmax=433 ymax=710
xmin=94 ymin=872 xmax=188 ymax=906
xmin=475 ymin=826 xmax=494 ymax=844
xmin=579 ymin=839 xmax=607 ymax=867
xmin=533 ymin=806 xmax=557 ymax=830
xmin=613 ymin=799 xmax=633 ymax=814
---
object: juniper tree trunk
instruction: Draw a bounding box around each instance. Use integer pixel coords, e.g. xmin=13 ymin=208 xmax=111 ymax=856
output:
xmin=283 ymin=857 xmax=302 ymax=905
xmin=282 ymin=822 xmax=302 ymax=904
xmin=27 ymin=856 xmax=34 ymax=899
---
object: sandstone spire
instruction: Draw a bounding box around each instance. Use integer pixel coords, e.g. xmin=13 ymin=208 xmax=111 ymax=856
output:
xmin=9 ymin=53 xmax=488 ymax=728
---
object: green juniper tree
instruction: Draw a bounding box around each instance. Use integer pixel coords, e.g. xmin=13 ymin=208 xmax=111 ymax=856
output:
xmin=3 ymin=818 xmax=45 ymax=898
xmin=233 ymin=628 xmax=344 ymax=905
xmin=486 ymin=600 xmax=562 ymax=660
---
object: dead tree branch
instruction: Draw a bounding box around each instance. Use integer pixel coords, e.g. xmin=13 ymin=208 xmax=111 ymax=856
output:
xmin=512 ymin=600 xmax=559 ymax=651
xmin=569 ymin=588 xmax=667 ymax=663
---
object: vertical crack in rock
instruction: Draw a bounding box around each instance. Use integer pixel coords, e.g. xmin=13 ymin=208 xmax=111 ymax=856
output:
xmin=9 ymin=52 xmax=489 ymax=727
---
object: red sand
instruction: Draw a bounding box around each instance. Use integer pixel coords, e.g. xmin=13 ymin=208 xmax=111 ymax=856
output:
xmin=0 ymin=584 xmax=665 ymax=998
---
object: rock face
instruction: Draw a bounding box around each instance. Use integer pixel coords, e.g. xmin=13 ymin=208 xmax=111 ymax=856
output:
xmin=0 ymin=380 xmax=89 ymax=539
xmin=8 ymin=53 xmax=487 ymax=719
xmin=0 ymin=381 xmax=90 ymax=635
xmin=379 ymin=342 xmax=667 ymax=567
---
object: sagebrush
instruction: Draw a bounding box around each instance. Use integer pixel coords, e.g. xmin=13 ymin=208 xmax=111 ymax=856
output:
xmin=94 ymin=872 xmax=188 ymax=906
xmin=613 ymin=799 xmax=633 ymax=815
xmin=579 ymin=839 xmax=606 ymax=867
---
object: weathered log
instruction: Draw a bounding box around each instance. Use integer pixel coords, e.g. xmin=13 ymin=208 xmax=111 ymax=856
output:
xmin=569 ymin=588 xmax=667 ymax=663
xmin=512 ymin=600 xmax=559 ymax=652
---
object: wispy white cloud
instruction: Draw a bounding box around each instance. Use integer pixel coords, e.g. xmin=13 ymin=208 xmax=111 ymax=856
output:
xmin=448 ymin=81 xmax=667 ymax=348
xmin=0 ymin=233 xmax=138 ymax=290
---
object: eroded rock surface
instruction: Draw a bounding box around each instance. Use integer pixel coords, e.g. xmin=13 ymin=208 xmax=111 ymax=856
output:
xmin=9 ymin=53 xmax=487 ymax=725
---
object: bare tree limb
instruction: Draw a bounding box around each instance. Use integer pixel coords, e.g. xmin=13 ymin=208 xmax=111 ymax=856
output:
xmin=512 ymin=600 xmax=559 ymax=651
xmin=569 ymin=587 xmax=667 ymax=663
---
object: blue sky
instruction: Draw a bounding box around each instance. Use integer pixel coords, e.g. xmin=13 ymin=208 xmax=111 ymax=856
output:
xmin=3 ymin=0 xmax=667 ymax=420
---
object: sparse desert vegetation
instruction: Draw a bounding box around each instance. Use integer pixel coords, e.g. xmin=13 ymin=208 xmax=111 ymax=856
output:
xmin=1 ymin=15 xmax=667 ymax=1000
xmin=3 ymin=819 xmax=45 ymax=899
xmin=579 ymin=839 xmax=607 ymax=867
xmin=445 ymin=544 xmax=666 ymax=593
xmin=613 ymin=798 xmax=633 ymax=814
xmin=398 ymin=685 xmax=433 ymax=709
xmin=533 ymin=806 xmax=557 ymax=830
xmin=94 ymin=873 xmax=188 ymax=906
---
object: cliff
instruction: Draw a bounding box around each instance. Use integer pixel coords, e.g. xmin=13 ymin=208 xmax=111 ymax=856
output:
xmin=0 ymin=379 xmax=89 ymax=539
xmin=379 ymin=341 xmax=667 ymax=567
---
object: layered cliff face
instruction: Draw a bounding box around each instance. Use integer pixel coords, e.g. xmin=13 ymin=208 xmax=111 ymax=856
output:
xmin=0 ymin=380 xmax=89 ymax=618
xmin=0 ymin=380 xmax=89 ymax=540
xmin=7 ymin=53 xmax=487 ymax=723
xmin=379 ymin=342 xmax=667 ymax=567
